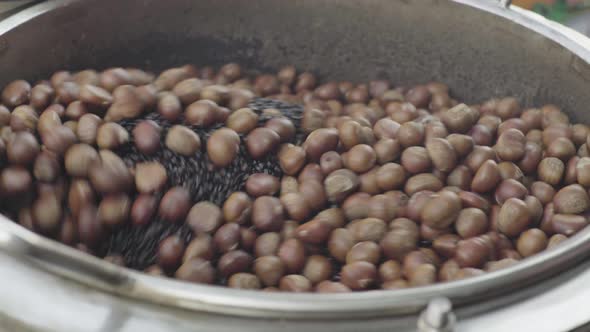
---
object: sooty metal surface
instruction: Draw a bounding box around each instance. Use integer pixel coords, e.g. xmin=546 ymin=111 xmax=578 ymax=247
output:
xmin=0 ymin=0 xmax=588 ymax=120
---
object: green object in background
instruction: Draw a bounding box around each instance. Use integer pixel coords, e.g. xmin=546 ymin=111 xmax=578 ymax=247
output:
xmin=532 ymin=0 xmax=590 ymax=23
xmin=533 ymin=0 xmax=571 ymax=22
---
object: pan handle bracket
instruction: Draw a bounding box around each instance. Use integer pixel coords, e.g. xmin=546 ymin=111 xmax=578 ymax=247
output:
xmin=417 ymin=297 xmax=457 ymax=332
xmin=498 ymin=0 xmax=512 ymax=9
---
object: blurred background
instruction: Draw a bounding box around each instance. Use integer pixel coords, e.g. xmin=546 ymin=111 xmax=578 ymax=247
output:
xmin=0 ymin=1 xmax=589 ymax=36
xmin=514 ymin=0 xmax=590 ymax=36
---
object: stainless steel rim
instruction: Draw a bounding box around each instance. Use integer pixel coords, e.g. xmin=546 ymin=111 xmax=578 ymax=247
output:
xmin=1 ymin=0 xmax=590 ymax=319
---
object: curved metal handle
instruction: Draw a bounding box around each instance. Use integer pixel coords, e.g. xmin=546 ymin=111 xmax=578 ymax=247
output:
xmin=498 ymin=0 xmax=512 ymax=8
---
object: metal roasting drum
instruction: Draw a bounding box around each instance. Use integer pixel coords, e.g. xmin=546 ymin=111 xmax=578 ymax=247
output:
xmin=2 ymin=0 xmax=590 ymax=331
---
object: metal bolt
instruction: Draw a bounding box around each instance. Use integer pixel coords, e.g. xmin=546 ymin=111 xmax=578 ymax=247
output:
xmin=417 ymin=297 xmax=456 ymax=332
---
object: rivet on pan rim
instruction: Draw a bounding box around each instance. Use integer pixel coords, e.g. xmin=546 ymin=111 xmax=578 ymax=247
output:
xmin=0 ymin=37 xmax=8 ymax=55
